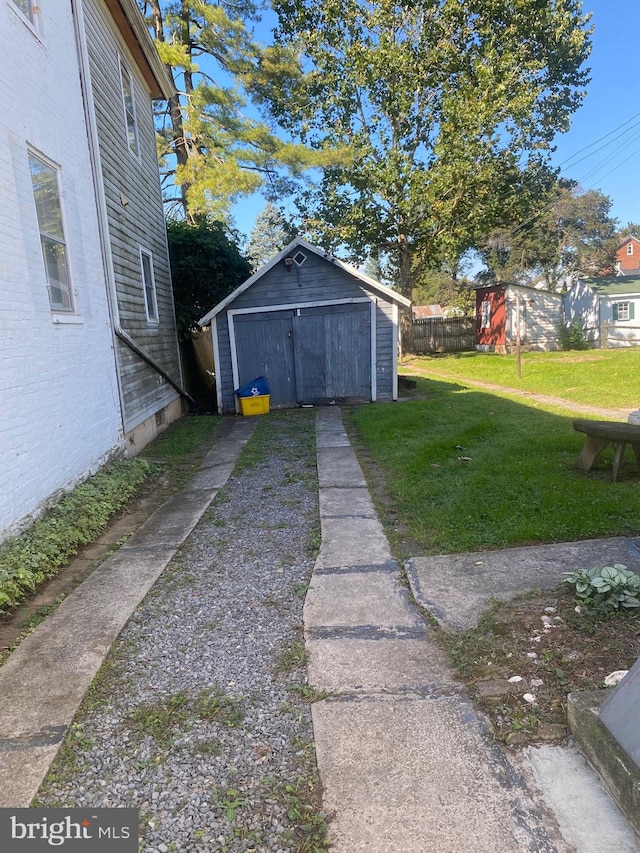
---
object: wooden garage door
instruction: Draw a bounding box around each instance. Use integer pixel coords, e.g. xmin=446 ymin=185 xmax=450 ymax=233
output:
xmin=234 ymin=311 xmax=297 ymax=408
xmin=233 ymin=302 xmax=371 ymax=407
xmin=294 ymin=303 xmax=371 ymax=404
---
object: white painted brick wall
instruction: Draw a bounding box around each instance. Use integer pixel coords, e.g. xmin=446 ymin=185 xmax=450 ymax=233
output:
xmin=0 ymin=1 xmax=125 ymax=537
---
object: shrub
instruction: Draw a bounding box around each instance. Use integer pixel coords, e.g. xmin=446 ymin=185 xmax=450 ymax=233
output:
xmin=0 ymin=458 xmax=156 ymax=612
xmin=565 ymin=564 xmax=640 ymax=615
xmin=558 ymin=320 xmax=589 ymax=351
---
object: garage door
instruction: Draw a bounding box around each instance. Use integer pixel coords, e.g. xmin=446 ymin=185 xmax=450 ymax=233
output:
xmin=233 ymin=302 xmax=371 ymax=407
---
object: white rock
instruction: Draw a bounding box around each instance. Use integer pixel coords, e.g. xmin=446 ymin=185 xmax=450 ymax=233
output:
xmin=530 ymin=678 xmax=544 ymax=688
xmin=508 ymin=676 xmax=523 ymax=683
xmin=604 ymin=670 xmax=628 ymax=687
xmin=527 ymin=652 xmax=538 ymax=659
xmin=523 ymin=693 xmax=537 ymax=704
xmin=544 ymin=606 xmax=556 ymax=613
xmin=541 ymin=615 xmax=553 ymax=626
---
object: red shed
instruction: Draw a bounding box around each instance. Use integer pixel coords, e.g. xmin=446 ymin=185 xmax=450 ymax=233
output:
xmin=475 ymin=283 xmax=563 ymax=353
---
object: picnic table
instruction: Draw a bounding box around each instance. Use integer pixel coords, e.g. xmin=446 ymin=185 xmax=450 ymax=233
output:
xmin=573 ymin=419 xmax=640 ymax=482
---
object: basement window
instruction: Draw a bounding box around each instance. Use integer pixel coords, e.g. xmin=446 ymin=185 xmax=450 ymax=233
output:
xmin=293 ymin=251 xmax=307 ymax=267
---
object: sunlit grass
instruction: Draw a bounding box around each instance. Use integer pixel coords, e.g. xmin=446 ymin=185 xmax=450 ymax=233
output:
xmin=402 ymin=348 xmax=640 ymax=410
xmin=348 ymin=381 xmax=640 ymax=555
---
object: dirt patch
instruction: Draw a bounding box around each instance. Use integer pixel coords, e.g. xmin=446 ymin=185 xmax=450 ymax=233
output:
xmin=438 ymin=586 xmax=640 ymax=746
xmin=555 ymin=354 xmax=606 ymax=363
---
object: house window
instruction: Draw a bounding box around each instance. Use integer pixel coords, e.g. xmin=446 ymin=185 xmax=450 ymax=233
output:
xmin=120 ymin=59 xmax=139 ymax=156
xmin=628 ymin=243 xmax=634 ymax=256
xmin=613 ymin=301 xmax=634 ymax=321
xmin=140 ymin=248 xmax=158 ymax=322
xmin=28 ymin=151 xmax=74 ymax=313
xmin=11 ymin=0 xmax=35 ymax=24
xmin=293 ymin=251 xmax=307 ymax=267
xmin=480 ymin=300 xmax=491 ymax=329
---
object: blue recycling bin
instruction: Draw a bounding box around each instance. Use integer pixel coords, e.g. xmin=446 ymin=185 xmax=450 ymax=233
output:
xmin=234 ymin=376 xmax=270 ymax=398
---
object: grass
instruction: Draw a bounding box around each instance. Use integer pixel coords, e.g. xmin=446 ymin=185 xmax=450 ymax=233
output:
xmin=141 ymin=414 xmax=219 ymax=458
xmin=349 ymin=354 xmax=640 ymax=746
xmin=347 ymin=377 xmax=640 ymax=555
xmin=403 ymin=348 xmax=640 ymax=410
xmin=125 ymin=687 xmax=245 ymax=747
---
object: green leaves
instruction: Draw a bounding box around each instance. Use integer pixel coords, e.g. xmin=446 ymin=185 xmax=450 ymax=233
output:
xmin=266 ymin=0 xmax=592 ymax=295
xmin=565 ymin=565 xmax=640 ymax=615
xmin=166 ymin=219 xmax=251 ymax=338
xmin=148 ymin=1 xmax=316 ymax=222
xmin=0 ymin=459 xmax=155 ymax=613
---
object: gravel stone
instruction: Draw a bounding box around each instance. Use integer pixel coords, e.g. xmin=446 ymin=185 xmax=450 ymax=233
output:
xmin=37 ymin=411 xmax=325 ymax=851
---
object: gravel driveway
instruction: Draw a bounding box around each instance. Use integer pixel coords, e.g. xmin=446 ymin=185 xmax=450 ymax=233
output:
xmin=36 ymin=410 xmax=326 ymax=852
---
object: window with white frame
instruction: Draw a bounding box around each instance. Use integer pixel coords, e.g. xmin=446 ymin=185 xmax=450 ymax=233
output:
xmin=613 ymin=301 xmax=634 ymax=321
xmin=11 ymin=0 xmax=36 ymax=25
xmin=480 ymin=300 xmax=491 ymax=329
xmin=120 ymin=59 xmax=139 ymax=156
xmin=628 ymin=242 xmax=634 ymax=256
xmin=28 ymin=151 xmax=74 ymax=313
xmin=140 ymin=248 xmax=158 ymax=322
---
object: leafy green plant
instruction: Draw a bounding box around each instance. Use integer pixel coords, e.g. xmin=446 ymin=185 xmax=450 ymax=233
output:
xmin=0 ymin=459 xmax=156 ymax=612
xmin=557 ymin=320 xmax=589 ymax=351
xmin=565 ymin=564 xmax=640 ymax=615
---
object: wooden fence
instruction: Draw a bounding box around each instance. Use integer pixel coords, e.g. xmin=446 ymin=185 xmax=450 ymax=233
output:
xmin=602 ymin=320 xmax=640 ymax=348
xmin=404 ymin=316 xmax=476 ymax=354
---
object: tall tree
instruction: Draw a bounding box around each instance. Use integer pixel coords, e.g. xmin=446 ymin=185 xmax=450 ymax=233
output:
xmin=259 ymin=0 xmax=592 ymax=298
xmin=246 ymin=202 xmax=298 ymax=268
xmin=478 ymin=181 xmax=618 ymax=287
xmin=141 ymin=1 xmax=313 ymax=222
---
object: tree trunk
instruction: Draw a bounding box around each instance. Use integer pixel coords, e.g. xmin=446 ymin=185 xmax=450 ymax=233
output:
xmin=149 ymin=0 xmax=192 ymax=220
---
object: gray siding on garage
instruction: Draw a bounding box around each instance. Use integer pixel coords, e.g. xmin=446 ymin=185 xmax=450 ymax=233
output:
xmin=84 ymin=0 xmax=181 ymax=431
xmin=212 ymin=245 xmax=401 ymax=413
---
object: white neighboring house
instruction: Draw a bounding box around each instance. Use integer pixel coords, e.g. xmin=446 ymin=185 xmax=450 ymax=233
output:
xmin=0 ymin=0 xmax=184 ymax=541
xmin=564 ymin=276 xmax=640 ymax=347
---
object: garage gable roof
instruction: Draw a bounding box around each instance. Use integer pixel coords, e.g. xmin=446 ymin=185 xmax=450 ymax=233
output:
xmin=198 ymin=238 xmax=411 ymax=326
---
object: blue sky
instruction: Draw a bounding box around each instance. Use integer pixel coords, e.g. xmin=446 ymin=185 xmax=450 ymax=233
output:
xmin=233 ymin=1 xmax=639 ymax=240
xmin=549 ymin=1 xmax=640 ymax=229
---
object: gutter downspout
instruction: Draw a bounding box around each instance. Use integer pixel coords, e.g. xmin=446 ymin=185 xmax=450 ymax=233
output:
xmin=71 ymin=0 xmax=195 ymax=411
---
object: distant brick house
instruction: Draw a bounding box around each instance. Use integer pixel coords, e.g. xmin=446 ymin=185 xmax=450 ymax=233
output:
xmin=615 ymin=236 xmax=640 ymax=275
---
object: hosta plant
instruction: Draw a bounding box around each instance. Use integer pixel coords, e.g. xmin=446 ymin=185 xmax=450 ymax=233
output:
xmin=565 ymin=564 xmax=640 ymax=615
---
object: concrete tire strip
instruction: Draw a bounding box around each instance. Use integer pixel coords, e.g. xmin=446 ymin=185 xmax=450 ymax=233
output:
xmin=306 ymin=406 xmax=621 ymax=853
xmin=0 ymin=417 xmax=256 ymax=809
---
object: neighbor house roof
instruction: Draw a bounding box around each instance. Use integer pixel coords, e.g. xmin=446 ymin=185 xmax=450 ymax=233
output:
xmin=582 ymin=275 xmax=640 ymax=296
xmin=198 ymin=238 xmax=411 ymax=326
xmin=412 ymin=304 xmax=444 ymax=318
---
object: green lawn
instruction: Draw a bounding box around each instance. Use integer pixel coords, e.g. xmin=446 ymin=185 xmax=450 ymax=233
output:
xmin=402 ymin=348 xmax=640 ymax=410
xmin=347 ymin=376 xmax=640 ymax=555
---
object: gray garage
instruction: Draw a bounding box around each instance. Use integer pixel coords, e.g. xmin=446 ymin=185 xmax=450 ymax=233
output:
xmin=198 ymin=238 xmax=411 ymax=414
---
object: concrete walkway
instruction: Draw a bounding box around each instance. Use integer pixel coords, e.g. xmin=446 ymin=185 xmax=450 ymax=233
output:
xmin=0 ymin=417 xmax=256 ymax=808
xmin=305 ymin=406 xmax=638 ymax=852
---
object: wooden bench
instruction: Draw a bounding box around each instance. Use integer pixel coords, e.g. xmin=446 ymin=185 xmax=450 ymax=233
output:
xmin=573 ymin=419 xmax=640 ymax=482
